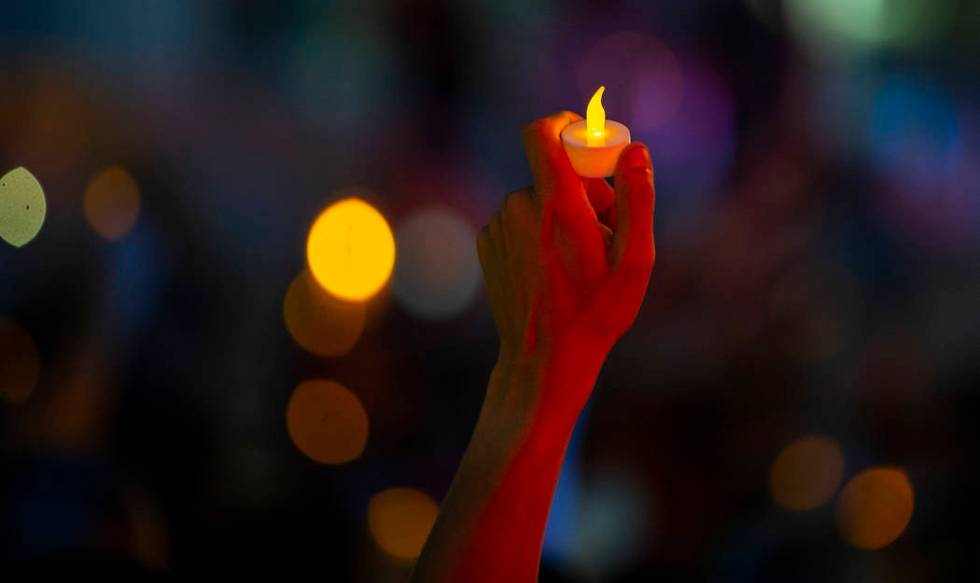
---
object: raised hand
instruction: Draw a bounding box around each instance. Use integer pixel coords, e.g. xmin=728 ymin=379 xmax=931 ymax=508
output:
xmin=479 ymin=111 xmax=655 ymax=415
xmin=413 ymin=111 xmax=656 ymax=583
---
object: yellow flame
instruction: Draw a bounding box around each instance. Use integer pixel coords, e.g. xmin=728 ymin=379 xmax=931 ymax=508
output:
xmin=586 ymin=86 xmax=606 ymax=146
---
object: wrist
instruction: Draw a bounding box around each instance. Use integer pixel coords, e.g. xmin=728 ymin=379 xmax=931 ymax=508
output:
xmin=497 ymin=332 xmax=610 ymax=382
xmin=487 ymin=339 xmax=606 ymax=442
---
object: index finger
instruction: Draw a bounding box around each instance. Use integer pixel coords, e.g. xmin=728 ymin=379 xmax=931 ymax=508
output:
xmin=521 ymin=111 xmax=583 ymax=208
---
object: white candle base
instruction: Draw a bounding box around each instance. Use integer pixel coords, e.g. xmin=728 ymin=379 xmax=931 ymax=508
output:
xmin=560 ymin=120 xmax=631 ymax=178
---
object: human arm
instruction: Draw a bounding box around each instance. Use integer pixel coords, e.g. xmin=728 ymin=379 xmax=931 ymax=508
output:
xmin=411 ymin=111 xmax=656 ymax=583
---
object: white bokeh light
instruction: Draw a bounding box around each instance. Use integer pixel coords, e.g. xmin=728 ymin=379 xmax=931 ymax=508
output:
xmin=393 ymin=206 xmax=481 ymax=320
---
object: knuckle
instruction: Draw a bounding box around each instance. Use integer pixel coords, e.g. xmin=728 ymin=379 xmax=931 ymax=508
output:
xmin=556 ymin=110 xmax=581 ymax=123
xmin=521 ymin=119 xmax=547 ymax=142
xmin=503 ymin=188 xmax=533 ymax=217
xmin=626 ymin=166 xmax=654 ymax=186
xmin=503 ymin=189 xmax=524 ymax=211
xmin=522 ymin=114 xmax=566 ymax=140
xmin=523 ymin=112 xmax=579 ymax=147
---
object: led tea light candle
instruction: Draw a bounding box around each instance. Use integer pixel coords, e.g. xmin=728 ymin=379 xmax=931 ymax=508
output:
xmin=560 ymin=86 xmax=631 ymax=178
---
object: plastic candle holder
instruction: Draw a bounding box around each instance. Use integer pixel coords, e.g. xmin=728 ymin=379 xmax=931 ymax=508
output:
xmin=560 ymin=86 xmax=631 ymax=178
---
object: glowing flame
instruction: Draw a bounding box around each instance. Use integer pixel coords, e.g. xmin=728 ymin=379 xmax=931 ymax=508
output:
xmin=586 ymin=86 xmax=606 ymax=146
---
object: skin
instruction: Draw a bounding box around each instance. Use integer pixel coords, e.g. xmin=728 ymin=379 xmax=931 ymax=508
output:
xmin=412 ymin=111 xmax=656 ymax=583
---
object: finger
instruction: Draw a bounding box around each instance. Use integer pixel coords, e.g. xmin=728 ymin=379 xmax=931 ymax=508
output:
xmin=611 ymin=143 xmax=655 ymax=272
xmin=476 ymin=225 xmax=492 ymax=273
xmin=501 ymin=188 xmax=532 ymax=254
xmin=523 ymin=111 xmax=608 ymax=265
xmin=584 ymin=177 xmax=614 ymax=215
xmin=585 ymin=177 xmax=617 ymax=231
xmin=521 ymin=111 xmax=583 ymax=208
xmin=489 ymin=210 xmax=506 ymax=257
xmin=476 ymin=226 xmax=509 ymax=341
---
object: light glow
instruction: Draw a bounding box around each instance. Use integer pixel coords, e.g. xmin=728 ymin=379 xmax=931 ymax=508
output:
xmin=0 ymin=167 xmax=46 ymax=248
xmin=84 ymin=166 xmax=141 ymax=241
xmin=368 ymin=488 xmax=439 ymax=560
xmin=307 ymin=197 xmax=395 ymax=302
xmin=836 ymin=467 xmax=914 ymax=550
xmin=587 ymin=86 xmax=606 ymax=146
xmin=283 ymin=271 xmax=365 ymax=356
xmin=393 ymin=206 xmax=481 ymax=320
xmin=770 ymin=435 xmax=845 ymax=511
xmin=286 ymin=379 xmax=369 ymax=465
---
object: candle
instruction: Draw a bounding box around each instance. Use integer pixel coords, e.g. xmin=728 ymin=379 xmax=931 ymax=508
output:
xmin=560 ymin=86 xmax=631 ymax=178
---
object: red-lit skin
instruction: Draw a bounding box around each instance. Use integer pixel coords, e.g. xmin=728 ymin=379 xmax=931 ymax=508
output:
xmin=412 ymin=112 xmax=655 ymax=583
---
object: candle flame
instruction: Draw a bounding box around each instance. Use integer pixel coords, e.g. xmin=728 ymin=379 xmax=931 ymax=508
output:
xmin=586 ymin=86 xmax=606 ymax=146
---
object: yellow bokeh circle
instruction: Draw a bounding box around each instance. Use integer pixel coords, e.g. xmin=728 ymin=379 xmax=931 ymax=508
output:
xmin=282 ymin=271 xmax=365 ymax=357
xmin=769 ymin=435 xmax=845 ymax=511
xmin=306 ymin=197 xmax=395 ymax=301
xmin=286 ymin=379 xmax=369 ymax=465
xmin=368 ymin=487 xmax=439 ymax=561
xmin=84 ymin=166 xmax=141 ymax=241
xmin=836 ymin=466 xmax=914 ymax=550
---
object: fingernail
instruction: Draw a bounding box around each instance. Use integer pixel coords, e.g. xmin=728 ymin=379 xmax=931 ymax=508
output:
xmin=621 ymin=144 xmax=650 ymax=171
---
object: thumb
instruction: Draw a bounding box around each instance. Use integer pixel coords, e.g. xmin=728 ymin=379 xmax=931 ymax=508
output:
xmin=610 ymin=142 xmax=655 ymax=272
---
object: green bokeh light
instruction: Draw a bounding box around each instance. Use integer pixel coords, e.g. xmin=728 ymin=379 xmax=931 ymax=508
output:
xmin=786 ymin=0 xmax=952 ymax=57
xmin=0 ymin=167 xmax=46 ymax=248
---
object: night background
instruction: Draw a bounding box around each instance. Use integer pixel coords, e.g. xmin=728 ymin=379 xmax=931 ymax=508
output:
xmin=1 ymin=0 xmax=979 ymax=580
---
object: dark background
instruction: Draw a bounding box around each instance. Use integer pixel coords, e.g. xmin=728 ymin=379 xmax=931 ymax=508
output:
xmin=1 ymin=0 xmax=979 ymax=580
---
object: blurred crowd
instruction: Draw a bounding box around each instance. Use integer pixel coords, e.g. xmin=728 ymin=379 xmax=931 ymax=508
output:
xmin=1 ymin=1 xmax=978 ymax=580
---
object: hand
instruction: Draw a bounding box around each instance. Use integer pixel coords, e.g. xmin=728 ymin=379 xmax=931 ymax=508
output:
xmin=413 ymin=113 xmax=655 ymax=583
xmin=477 ymin=112 xmax=656 ymax=376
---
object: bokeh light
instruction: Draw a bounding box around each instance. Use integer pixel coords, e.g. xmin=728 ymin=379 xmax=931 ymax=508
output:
xmin=836 ymin=467 xmax=914 ymax=550
xmin=283 ymin=270 xmax=366 ymax=357
xmin=286 ymin=379 xmax=369 ymax=465
xmin=0 ymin=166 xmax=46 ymax=248
xmin=787 ymin=0 xmax=951 ymax=57
xmin=575 ymin=470 xmax=651 ymax=577
xmin=393 ymin=205 xmax=481 ymax=320
xmin=869 ymin=78 xmax=960 ymax=195
xmin=867 ymin=77 xmax=980 ymax=251
xmin=769 ymin=435 xmax=845 ymax=511
xmin=83 ymin=165 xmax=141 ymax=241
xmin=0 ymin=4 xmax=974 ymax=579
xmin=645 ymin=60 xmax=734 ymax=212
xmin=0 ymin=318 xmax=41 ymax=403
xmin=577 ymin=32 xmax=684 ymax=134
xmin=786 ymin=0 xmax=886 ymax=52
xmin=578 ymin=35 xmax=733 ymax=213
xmin=306 ymin=197 xmax=396 ymax=302
xmin=367 ymin=487 xmax=439 ymax=561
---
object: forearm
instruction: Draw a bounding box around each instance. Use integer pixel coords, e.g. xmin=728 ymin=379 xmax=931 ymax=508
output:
xmin=412 ymin=345 xmax=605 ymax=583
xmin=412 ymin=113 xmax=654 ymax=582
